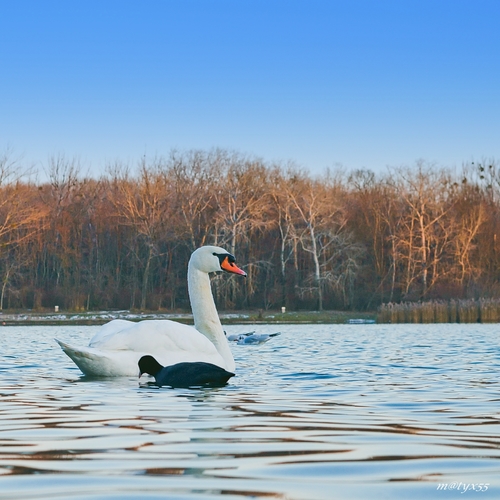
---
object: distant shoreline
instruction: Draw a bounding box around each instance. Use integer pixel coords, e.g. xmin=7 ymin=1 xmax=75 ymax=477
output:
xmin=0 ymin=310 xmax=377 ymax=326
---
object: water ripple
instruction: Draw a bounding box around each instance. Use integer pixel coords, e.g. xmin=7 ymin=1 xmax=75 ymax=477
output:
xmin=0 ymin=323 xmax=499 ymax=499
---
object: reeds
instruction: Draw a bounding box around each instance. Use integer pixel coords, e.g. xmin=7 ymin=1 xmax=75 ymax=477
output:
xmin=478 ymin=298 xmax=500 ymax=323
xmin=378 ymin=298 xmax=500 ymax=323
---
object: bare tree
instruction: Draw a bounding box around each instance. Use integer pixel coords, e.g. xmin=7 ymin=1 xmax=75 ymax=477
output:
xmin=388 ymin=164 xmax=455 ymax=299
xmin=0 ymin=150 xmax=48 ymax=309
xmin=281 ymin=170 xmax=359 ymax=310
xmin=168 ymin=150 xmax=218 ymax=250
xmin=111 ymin=157 xmax=175 ymax=309
xmin=210 ymin=152 xmax=272 ymax=307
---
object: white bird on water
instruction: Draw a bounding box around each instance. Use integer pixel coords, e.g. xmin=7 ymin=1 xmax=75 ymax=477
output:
xmin=56 ymin=246 xmax=246 ymax=377
xmin=226 ymin=331 xmax=281 ymax=345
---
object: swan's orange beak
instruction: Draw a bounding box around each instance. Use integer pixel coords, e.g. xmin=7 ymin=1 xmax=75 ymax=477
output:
xmin=220 ymin=256 xmax=247 ymax=276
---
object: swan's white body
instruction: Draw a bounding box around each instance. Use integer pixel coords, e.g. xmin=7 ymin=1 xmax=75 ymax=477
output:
xmin=56 ymin=246 xmax=245 ymax=377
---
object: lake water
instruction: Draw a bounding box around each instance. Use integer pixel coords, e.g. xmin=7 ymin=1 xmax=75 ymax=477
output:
xmin=0 ymin=323 xmax=499 ymax=499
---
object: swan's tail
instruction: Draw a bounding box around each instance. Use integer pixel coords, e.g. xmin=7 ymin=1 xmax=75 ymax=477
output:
xmin=55 ymin=339 xmax=140 ymax=377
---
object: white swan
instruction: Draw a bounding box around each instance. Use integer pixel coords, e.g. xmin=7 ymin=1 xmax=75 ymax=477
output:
xmin=56 ymin=246 xmax=246 ymax=377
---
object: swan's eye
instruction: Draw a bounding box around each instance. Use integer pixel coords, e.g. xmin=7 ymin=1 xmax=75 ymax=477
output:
xmin=216 ymin=252 xmax=247 ymax=276
xmin=214 ymin=252 xmax=235 ymax=264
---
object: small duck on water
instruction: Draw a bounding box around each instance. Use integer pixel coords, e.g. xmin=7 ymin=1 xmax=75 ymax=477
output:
xmin=138 ymin=355 xmax=235 ymax=388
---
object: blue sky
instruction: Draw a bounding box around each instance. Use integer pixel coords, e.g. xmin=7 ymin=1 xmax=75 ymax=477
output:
xmin=1 ymin=0 xmax=499 ymax=177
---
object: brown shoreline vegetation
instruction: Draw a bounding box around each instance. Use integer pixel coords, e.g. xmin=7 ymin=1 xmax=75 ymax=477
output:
xmin=0 ymin=309 xmax=376 ymax=326
xmin=1 ymin=148 xmax=500 ymax=318
xmin=378 ymin=298 xmax=500 ymax=323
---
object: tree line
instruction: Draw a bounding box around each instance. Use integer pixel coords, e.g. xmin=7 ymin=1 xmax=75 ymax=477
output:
xmin=1 ymin=148 xmax=499 ymax=312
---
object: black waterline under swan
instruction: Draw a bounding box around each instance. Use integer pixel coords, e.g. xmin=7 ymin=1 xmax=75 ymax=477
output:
xmin=138 ymin=355 xmax=234 ymax=388
xmin=56 ymin=246 xmax=247 ymax=377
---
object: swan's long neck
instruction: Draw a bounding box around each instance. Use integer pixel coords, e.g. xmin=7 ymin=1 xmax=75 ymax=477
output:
xmin=188 ymin=264 xmax=235 ymax=372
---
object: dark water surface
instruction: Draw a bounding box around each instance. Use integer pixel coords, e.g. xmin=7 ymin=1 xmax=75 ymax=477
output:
xmin=0 ymin=323 xmax=499 ymax=499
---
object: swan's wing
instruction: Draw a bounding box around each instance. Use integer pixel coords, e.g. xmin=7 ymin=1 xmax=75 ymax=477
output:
xmin=89 ymin=319 xmax=226 ymax=369
xmin=88 ymin=319 xmax=136 ymax=345
xmin=56 ymin=339 xmax=143 ymax=377
xmin=57 ymin=319 xmax=229 ymax=377
xmin=89 ymin=319 xmax=218 ymax=354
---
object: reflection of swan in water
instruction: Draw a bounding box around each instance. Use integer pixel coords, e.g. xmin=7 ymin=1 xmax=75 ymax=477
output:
xmin=56 ymin=246 xmax=246 ymax=377
xmin=226 ymin=331 xmax=281 ymax=345
xmin=139 ymin=355 xmax=234 ymax=388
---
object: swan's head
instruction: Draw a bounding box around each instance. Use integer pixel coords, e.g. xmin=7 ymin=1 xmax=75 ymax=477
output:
xmin=190 ymin=246 xmax=247 ymax=276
